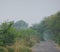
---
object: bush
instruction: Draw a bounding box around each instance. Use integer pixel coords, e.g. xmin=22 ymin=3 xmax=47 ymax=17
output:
xmin=7 ymin=48 xmax=14 ymax=52
xmin=19 ymin=47 xmax=32 ymax=52
xmin=0 ymin=47 xmax=4 ymax=52
xmin=25 ymin=41 xmax=34 ymax=47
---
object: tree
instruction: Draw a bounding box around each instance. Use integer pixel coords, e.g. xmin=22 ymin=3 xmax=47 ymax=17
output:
xmin=38 ymin=12 xmax=60 ymax=44
xmin=0 ymin=22 xmax=16 ymax=46
xmin=13 ymin=20 xmax=28 ymax=29
xmin=31 ymin=11 xmax=60 ymax=42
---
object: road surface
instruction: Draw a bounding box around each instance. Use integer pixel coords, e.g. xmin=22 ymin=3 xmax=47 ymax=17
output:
xmin=32 ymin=41 xmax=60 ymax=52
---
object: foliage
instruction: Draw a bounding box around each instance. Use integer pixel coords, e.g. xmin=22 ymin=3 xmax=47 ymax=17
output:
xmin=0 ymin=22 xmax=16 ymax=46
xmin=13 ymin=20 xmax=28 ymax=29
xmin=31 ymin=12 xmax=60 ymax=42
xmin=7 ymin=48 xmax=14 ymax=52
xmin=0 ymin=21 xmax=40 ymax=52
xmin=19 ymin=47 xmax=32 ymax=52
xmin=16 ymin=29 xmax=39 ymax=47
xmin=34 ymin=12 xmax=60 ymax=44
xmin=42 ymin=12 xmax=60 ymax=43
xmin=31 ymin=23 xmax=45 ymax=41
xmin=0 ymin=47 xmax=4 ymax=52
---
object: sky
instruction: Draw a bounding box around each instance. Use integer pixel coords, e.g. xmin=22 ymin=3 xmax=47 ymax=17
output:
xmin=0 ymin=0 xmax=60 ymax=26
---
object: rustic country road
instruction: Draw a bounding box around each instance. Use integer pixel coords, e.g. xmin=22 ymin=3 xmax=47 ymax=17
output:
xmin=32 ymin=41 xmax=60 ymax=52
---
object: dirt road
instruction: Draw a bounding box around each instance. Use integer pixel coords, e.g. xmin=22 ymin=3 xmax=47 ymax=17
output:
xmin=32 ymin=41 xmax=60 ymax=52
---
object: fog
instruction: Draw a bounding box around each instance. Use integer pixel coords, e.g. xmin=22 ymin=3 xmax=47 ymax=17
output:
xmin=0 ymin=0 xmax=60 ymax=26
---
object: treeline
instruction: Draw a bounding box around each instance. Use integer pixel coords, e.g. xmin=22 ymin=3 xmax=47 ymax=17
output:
xmin=0 ymin=11 xmax=60 ymax=52
xmin=0 ymin=20 xmax=40 ymax=52
xmin=31 ymin=11 xmax=60 ymax=45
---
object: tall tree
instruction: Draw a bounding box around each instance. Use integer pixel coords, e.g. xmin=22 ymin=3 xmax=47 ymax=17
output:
xmin=14 ymin=20 xmax=28 ymax=29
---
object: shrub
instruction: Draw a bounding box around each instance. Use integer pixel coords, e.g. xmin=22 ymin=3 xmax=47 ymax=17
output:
xmin=0 ymin=47 xmax=4 ymax=52
xmin=19 ymin=47 xmax=32 ymax=52
xmin=7 ymin=48 xmax=14 ymax=52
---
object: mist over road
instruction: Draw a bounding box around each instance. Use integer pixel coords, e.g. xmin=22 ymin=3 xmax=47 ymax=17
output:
xmin=32 ymin=41 xmax=60 ymax=52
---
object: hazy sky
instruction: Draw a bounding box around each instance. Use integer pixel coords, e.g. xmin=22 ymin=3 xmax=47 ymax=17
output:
xmin=0 ymin=0 xmax=60 ymax=26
